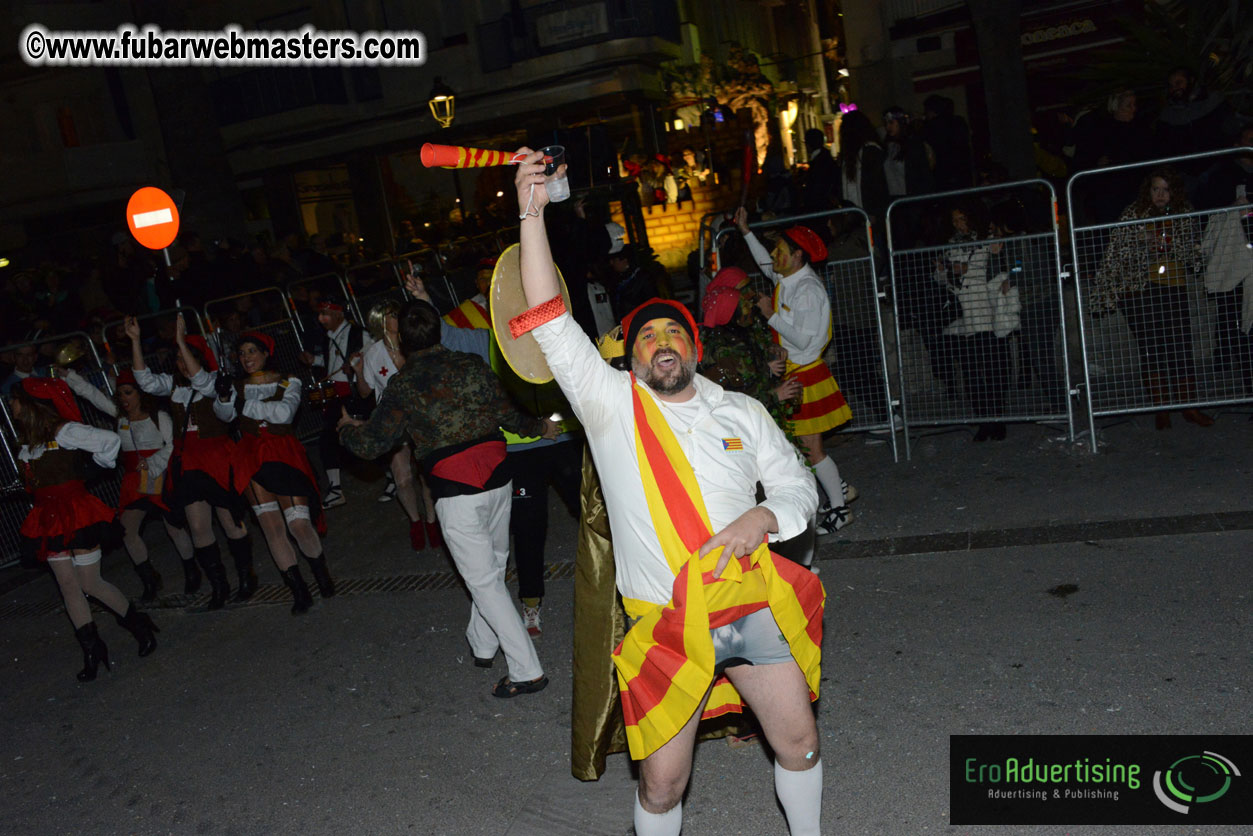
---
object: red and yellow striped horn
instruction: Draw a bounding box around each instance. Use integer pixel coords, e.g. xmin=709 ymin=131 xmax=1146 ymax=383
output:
xmin=420 ymin=143 xmax=531 ymax=169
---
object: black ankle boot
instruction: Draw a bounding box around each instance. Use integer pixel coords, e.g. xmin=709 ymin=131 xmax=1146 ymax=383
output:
xmin=181 ymin=557 xmax=202 ymax=594
xmin=305 ymin=554 xmax=336 ymax=599
xmin=115 ymin=602 xmax=160 ymax=657
xmin=227 ymin=535 xmax=258 ymax=602
xmin=134 ymin=560 xmax=162 ymax=603
xmin=74 ymin=622 xmax=111 ymax=682
xmin=193 ymin=544 xmax=231 ymax=610
xmin=281 ymin=566 xmax=314 ymax=615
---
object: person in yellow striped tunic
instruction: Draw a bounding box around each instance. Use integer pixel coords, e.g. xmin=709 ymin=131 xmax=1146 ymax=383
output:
xmin=513 ymin=149 xmax=826 ymax=836
xmin=441 ymin=257 xmax=494 ymax=329
xmin=734 ymin=207 xmax=858 ymax=535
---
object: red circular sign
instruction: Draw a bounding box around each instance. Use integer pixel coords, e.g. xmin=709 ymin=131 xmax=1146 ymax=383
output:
xmin=126 ymin=187 xmax=180 ymax=250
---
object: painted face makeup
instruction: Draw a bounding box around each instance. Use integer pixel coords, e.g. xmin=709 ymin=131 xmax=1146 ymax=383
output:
xmin=632 ymin=317 xmax=697 ymax=395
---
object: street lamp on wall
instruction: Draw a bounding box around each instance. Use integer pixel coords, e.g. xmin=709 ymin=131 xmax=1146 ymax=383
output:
xmin=428 ymin=77 xmax=455 ymax=128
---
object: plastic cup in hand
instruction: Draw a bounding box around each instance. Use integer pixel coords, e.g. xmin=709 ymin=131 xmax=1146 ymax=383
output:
xmin=541 ymin=145 xmax=570 ymax=203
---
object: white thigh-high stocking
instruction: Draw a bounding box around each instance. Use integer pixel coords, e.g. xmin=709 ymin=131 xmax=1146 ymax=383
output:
xmin=254 ymin=505 xmax=296 ymax=570
xmin=774 ymin=758 xmax=823 ymax=836
xmin=811 ymin=455 xmax=842 ymax=507
xmin=283 ymin=505 xmax=322 ymax=558
xmin=633 ymin=790 xmax=682 ymax=836
xmin=73 ymin=554 xmax=130 ymax=614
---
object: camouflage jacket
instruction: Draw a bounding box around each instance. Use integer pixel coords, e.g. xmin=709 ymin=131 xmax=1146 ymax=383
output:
xmin=339 ymin=344 xmax=546 ymax=465
xmin=698 ymin=318 xmax=799 ymax=447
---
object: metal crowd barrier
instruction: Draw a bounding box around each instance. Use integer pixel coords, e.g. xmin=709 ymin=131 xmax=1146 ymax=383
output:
xmin=0 ymin=332 xmax=122 ymax=567
xmin=1068 ymin=147 xmax=1253 ymax=452
xmin=344 ymin=258 xmax=407 ymax=326
xmin=204 ymin=287 xmax=323 ymax=442
xmin=285 ymin=271 xmax=355 ymax=334
xmin=102 ymin=306 xmax=212 ymax=377
xmin=713 ymin=206 xmax=900 ymax=461
xmin=395 ymin=248 xmax=456 ymax=314
xmin=885 ymin=179 xmax=1074 ymax=458
xmin=696 ymin=211 xmax=723 ymax=302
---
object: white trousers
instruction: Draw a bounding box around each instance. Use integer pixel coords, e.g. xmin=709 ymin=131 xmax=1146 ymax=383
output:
xmin=435 ymin=483 xmax=543 ymax=682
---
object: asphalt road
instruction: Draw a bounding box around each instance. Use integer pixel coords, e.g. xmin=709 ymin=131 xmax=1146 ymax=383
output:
xmin=2 ymin=412 xmax=1251 ymax=835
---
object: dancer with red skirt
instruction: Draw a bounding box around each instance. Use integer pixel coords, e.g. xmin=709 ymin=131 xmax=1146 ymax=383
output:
xmin=11 ymin=378 xmax=158 ymax=681
xmin=215 ymin=332 xmax=334 ymax=614
xmin=63 ymin=367 xmax=194 ymax=601
xmin=128 ymin=315 xmax=256 ymax=609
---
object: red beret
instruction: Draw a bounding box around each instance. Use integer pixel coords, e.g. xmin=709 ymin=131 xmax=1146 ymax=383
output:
xmin=783 ymin=225 xmax=827 ymax=263
xmin=239 ymin=331 xmax=276 ymax=357
xmin=701 ymin=285 xmax=742 ymax=328
xmin=706 ymin=267 xmax=749 ymax=294
xmin=183 ymin=335 xmax=217 ymax=371
xmin=20 ymin=377 xmax=83 ymax=423
xmin=115 ymin=369 xmax=138 ymax=390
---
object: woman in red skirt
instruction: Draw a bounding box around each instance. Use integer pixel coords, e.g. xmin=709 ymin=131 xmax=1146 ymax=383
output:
xmin=128 ymin=315 xmax=257 ymax=609
xmin=12 ymin=378 xmax=158 ymax=681
xmin=215 ymin=332 xmax=334 ymax=614
xmin=63 ymin=367 xmax=194 ymax=601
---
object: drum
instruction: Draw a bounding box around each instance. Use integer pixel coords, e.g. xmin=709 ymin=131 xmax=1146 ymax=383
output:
xmin=306 ymin=378 xmax=343 ymax=412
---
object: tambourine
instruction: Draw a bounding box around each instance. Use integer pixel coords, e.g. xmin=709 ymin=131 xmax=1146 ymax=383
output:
xmin=489 ymin=244 xmax=571 ymax=384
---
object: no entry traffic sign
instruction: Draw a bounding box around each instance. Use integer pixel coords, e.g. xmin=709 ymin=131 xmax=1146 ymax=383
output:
xmin=126 ymin=186 xmax=180 ymax=250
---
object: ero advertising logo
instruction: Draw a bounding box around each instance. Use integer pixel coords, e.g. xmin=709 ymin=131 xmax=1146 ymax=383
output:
xmin=950 ymin=735 xmax=1251 ymax=825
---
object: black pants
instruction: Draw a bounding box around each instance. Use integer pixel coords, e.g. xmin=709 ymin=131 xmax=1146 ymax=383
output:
xmin=1018 ymin=299 xmax=1064 ymax=408
xmin=508 ymin=440 xmax=583 ymax=601
xmin=1121 ymin=284 xmax=1194 ymax=395
xmin=1210 ymin=287 xmax=1253 ymax=394
xmin=950 ymin=332 xmax=1012 ymax=418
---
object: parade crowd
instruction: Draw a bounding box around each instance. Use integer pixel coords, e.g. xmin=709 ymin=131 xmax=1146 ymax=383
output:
xmin=2 ymin=66 xmax=1251 ymax=836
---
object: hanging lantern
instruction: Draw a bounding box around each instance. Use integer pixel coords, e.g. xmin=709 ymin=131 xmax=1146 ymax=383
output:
xmin=428 ymin=77 xmax=455 ymax=129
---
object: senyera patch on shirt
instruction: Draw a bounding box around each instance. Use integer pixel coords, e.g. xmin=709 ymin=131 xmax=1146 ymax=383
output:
xmin=721 ymin=437 xmax=744 ymax=451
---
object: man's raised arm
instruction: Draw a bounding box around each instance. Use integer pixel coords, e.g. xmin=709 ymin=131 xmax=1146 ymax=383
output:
xmin=515 ymin=148 xmax=564 ymax=307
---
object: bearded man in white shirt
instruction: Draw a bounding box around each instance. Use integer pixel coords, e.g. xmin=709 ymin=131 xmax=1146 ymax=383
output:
xmin=510 ymin=149 xmax=826 ymax=836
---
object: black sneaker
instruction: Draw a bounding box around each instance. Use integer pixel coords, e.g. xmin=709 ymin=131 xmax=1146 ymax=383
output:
xmin=815 ymin=505 xmax=853 ymax=536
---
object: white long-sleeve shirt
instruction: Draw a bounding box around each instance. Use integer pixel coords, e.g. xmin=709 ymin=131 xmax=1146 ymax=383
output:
xmin=62 ymin=369 xmax=175 ymax=475
xmin=533 ymin=313 xmax=817 ymax=606
xmin=134 ymin=367 xmax=218 ymax=432
xmin=1202 ymin=206 xmax=1253 ymax=332
xmin=744 ymin=231 xmax=832 ymax=364
xmin=20 ymin=422 xmax=121 ymax=470
xmin=213 ymin=377 xmax=302 ymax=426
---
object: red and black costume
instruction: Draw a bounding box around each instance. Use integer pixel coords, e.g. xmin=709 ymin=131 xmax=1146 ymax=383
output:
xmin=215 ymin=334 xmax=324 ymax=533
xmin=133 ymin=348 xmax=239 ymax=515
xmin=16 ymin=378 xmax=121 ymax=563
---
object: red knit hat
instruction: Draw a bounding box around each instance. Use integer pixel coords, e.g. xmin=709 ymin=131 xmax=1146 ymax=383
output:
xmin=115 ymin=369 xmax=139 ymax=390
xmin=20 ymin=377 xmax=83 ymax=423
xmin=239 ymin=331 xmax=276 ymax=357
xmin=782 ymin=225 xmax=827 ymax=263
xmin=622 ymin=298 xmax=703 ymax=362
xmin=183 ymin=335 xmax=218 ymax=371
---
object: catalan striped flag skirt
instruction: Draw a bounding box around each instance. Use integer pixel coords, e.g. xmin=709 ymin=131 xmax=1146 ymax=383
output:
xmin=611 ymin=379 xmax=825 ymax=760
xmin=786 ymin=357 xmax=851 ymax=436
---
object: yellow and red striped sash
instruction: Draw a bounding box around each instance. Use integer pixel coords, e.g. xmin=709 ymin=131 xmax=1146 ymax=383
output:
xmin=612 ymin=379 xmax=825 ymax=759
xmin=442 ymin=298 xmax=490 ymax=329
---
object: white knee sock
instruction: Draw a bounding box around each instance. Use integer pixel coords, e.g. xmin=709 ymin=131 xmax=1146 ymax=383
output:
xmin=634 ymin=790 xmax=682 ymax=836
xmin=812 ymin=456 xmax=843 ymax=508
xmin=775 ymin=758 xmax=823 ymax=836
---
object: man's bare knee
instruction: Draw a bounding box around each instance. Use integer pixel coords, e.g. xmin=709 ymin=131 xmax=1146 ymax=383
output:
xmin=638 ymin=772 xmax=685 ymax=814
